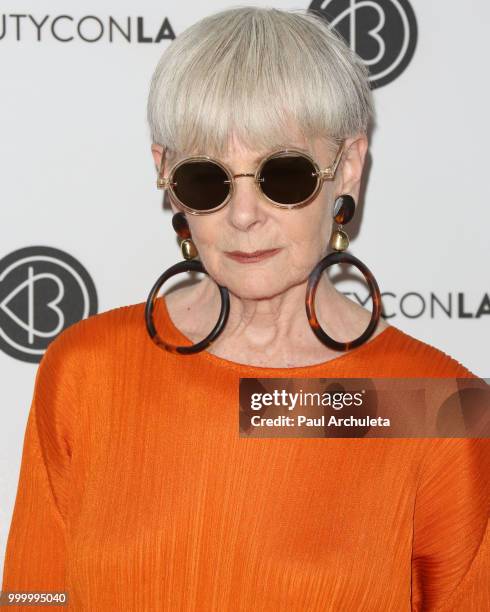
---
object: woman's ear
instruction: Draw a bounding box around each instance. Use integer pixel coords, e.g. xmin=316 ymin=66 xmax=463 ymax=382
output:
xmin=336 ymin=134 xmax=368 ymax=202
xmin=151 ymin=144 xmax=164 ymax=174
xmin=151 ymin=144 xmax=181 ymax=215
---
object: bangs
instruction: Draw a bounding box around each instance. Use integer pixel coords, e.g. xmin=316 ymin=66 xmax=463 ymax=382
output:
xmin=147 ymin=7 xmax=374 ymax=161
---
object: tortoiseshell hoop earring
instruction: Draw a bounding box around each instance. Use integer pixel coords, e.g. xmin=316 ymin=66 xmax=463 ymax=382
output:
xmin=145 ymin=213 xmax=230 ymax=354
xmin=306 ymin=253 xmax=382 ymax=351
xmin=145 ymin=260 xmax=230 ymax=354
xmin=305 ymin=194 xmax=382 ymax=351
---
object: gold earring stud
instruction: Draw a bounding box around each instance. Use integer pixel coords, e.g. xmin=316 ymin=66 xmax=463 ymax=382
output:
xmin=330 ymin=227 xmax=350 ymax=251
xmin=180 ymin=238 xmax=198 ymax=260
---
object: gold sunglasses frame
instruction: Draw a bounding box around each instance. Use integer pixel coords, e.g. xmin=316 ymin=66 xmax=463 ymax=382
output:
xmin=156 ymin=140 xmax=345 ymax=215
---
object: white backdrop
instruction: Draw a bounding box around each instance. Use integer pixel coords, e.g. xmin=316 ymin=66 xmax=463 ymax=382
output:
xmin=1 ymin=0 xmax=489 ymax=576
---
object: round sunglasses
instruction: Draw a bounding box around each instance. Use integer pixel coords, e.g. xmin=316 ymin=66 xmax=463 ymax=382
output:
xmin=156 ymin=141 xmax=345 ymax=215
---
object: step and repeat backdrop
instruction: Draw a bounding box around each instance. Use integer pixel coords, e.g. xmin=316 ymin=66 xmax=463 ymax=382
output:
xmin=1 ymin=0 xmax=489 ymax=574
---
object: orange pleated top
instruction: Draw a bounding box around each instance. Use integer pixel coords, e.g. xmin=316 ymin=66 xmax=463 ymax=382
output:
xmin=2 ymin=296 xmax=489 ymax=611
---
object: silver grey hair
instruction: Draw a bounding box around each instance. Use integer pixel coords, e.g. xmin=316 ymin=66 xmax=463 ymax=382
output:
xmin=147 ymin=6 xmax=375 ymax=161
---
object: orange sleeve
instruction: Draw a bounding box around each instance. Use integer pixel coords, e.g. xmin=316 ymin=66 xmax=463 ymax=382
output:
xmin=411 ymin=436 xmax=490 ymax=611
xmin=1 ymin=330 xmax=78 ymax=609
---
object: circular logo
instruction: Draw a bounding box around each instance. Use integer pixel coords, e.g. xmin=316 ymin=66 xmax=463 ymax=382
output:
xmin=309 ymin=0 xmax=418 ymax=88
xmin=0 ymin=246 xmax=98 ymax=363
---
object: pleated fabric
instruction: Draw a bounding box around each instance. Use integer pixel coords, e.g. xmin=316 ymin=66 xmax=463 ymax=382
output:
xmin=2 ymin=296 xmax=489 ymax=611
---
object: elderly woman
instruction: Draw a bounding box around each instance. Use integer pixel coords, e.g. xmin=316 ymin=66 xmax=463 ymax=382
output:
xmin=2 ymin=7 xmax=489 ymax=611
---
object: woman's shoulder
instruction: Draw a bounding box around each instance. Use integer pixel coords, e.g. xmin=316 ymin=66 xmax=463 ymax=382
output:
xmin=377 ymin=323 xmax=477 ymax=378
xmin=55 ymin=300 xmax=146 ymax=339
xmin=42 ymin=300 xmax=150 ymax=366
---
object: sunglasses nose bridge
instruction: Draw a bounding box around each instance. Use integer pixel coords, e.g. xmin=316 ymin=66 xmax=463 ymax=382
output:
xmin=223 ymin=173 xmax=265 ymax=209
xmin=223 ymin=173 xmax=263 ymax=186
xmin=230 ymin=173 xmax=260 ymax=179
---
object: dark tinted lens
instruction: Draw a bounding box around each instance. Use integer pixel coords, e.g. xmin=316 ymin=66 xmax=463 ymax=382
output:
xmin=259 ymin=154 xmax=318 ymax=205
xmin=171 ymin=160 xmax=230 ymax=211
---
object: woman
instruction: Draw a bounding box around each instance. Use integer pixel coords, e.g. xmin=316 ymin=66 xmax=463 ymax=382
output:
xmin=2 ymin=7 xmax=489 ymax=611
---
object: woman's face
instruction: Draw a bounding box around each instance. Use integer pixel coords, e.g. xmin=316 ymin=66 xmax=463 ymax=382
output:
xmin=153 ymin=132 xmax=367 ymax=300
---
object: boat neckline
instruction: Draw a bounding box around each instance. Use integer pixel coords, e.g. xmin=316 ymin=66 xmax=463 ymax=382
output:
xmin=156 ymin=294 xmax=397 ymax=374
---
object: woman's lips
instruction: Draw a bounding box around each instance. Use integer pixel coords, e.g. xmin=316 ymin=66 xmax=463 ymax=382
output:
xmin=225 ymin=248 xmax=282 ymax=263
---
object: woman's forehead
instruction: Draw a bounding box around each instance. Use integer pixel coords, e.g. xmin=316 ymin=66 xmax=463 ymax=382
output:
xmin=169 ymin=135 xmax=330 ymax=164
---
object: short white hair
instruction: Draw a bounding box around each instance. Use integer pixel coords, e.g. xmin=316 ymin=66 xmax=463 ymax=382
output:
xmin=147 ymin=6 xmax=375 ymax=160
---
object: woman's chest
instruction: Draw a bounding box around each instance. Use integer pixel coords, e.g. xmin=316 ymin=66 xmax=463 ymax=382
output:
xmin=65 ymin=384 xmax=420 ymax=610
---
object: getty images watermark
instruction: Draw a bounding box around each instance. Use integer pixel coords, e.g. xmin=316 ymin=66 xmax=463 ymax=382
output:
xmin=238 ymin=377 xmax=490 ymax=438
